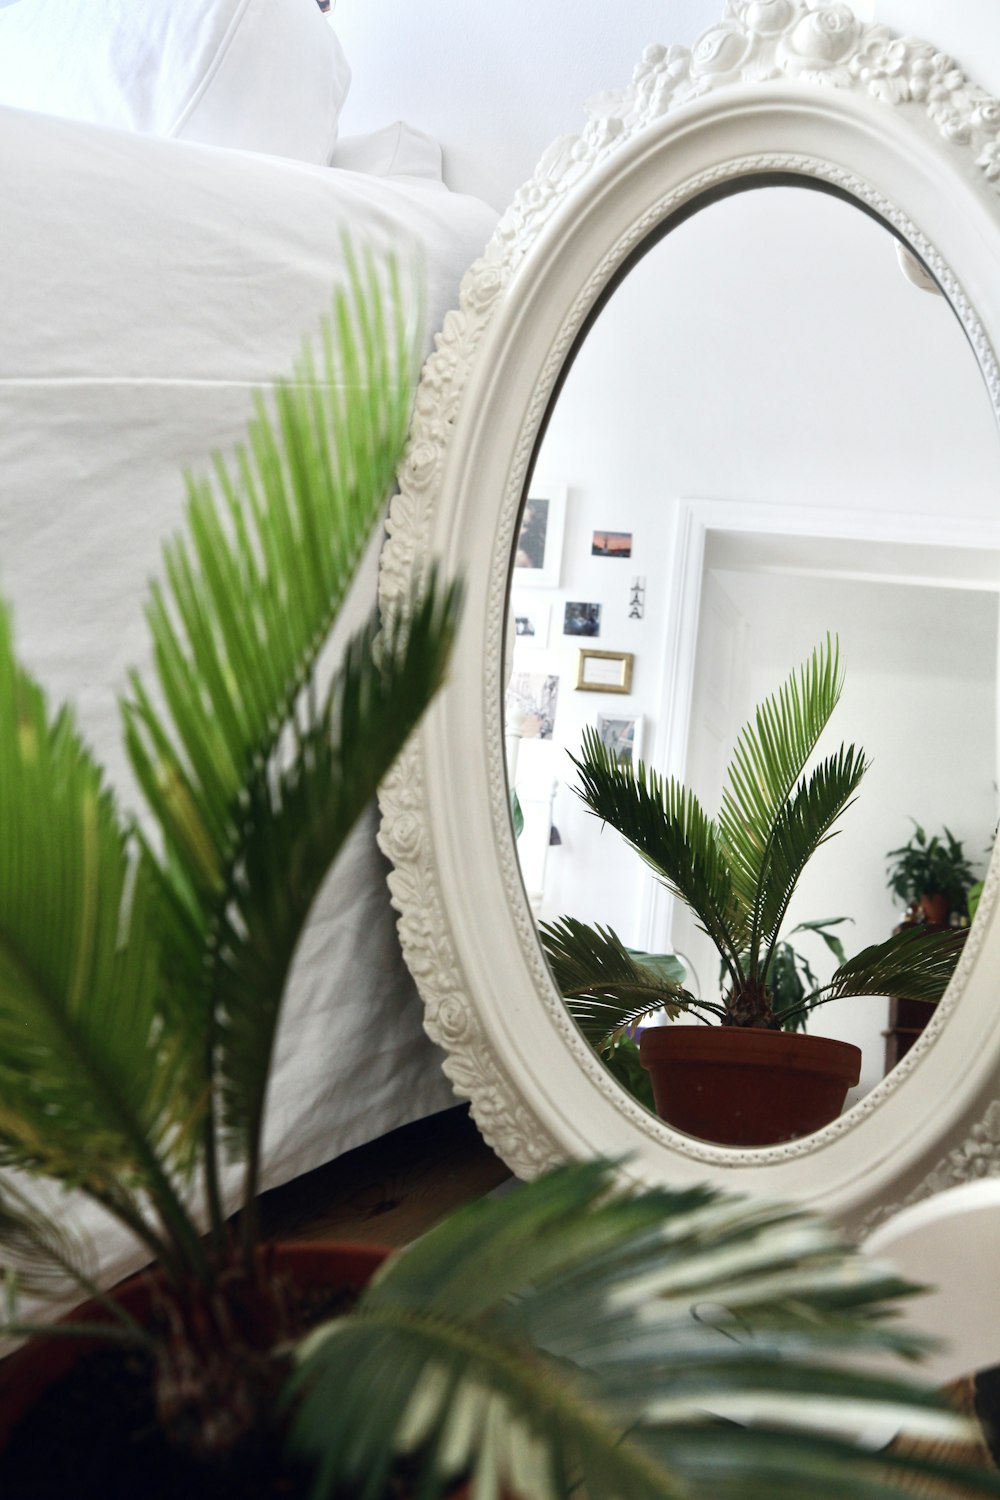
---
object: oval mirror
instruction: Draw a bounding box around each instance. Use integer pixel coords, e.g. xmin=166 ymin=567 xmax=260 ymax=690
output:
xmin=508 ymin=183 xmax=1000 ymax=1138
xmin=379 ymin=1 xmax=1000 ymax=1234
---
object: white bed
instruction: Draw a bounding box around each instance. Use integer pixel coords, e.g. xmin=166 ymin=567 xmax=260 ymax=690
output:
xmin=0 ymin=46 xmax=495 ymax=1303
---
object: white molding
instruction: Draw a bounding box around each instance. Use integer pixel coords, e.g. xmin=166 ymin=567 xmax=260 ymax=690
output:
xmin=645 ymin=497 xmax=1000 ymax=950
xmin=377 ymin=1 xmax=1000 ymax=1228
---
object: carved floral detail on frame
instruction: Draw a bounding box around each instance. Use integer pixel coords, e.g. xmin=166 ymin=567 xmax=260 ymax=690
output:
xmin=572 ymin=0 xmax=1000 ymax=195
xmin=855 ymin=1100 xmax=1000 ymax=1239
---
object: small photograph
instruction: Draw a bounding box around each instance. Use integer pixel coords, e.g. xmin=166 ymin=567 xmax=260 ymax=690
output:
xmin=508 ymin=671 xmax=560 ymax=740
xmin=596 ymin=712 xmax=643 ymax=767
xmin=563 ymin=601 xmax=601 ymax=638
xmin=513 ymin=602 xmax=550 ymax=648
xmin=591 ymin=530 xmax=632 ymax=559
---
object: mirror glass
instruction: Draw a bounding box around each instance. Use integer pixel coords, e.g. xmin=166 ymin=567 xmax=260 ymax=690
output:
xmin=505 ymin=184 xmax=1000 ymax=1135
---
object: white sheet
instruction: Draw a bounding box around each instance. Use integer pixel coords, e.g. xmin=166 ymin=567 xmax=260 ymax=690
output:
xmin=0 ymin=105 xmax=496 ymax=1310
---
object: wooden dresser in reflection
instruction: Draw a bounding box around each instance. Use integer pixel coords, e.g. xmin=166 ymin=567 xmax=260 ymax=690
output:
xmin=883 ymin=917 xmax=947 ymax=1074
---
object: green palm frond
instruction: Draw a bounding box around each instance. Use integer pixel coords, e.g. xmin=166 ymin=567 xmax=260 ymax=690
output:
xmin=539 ymin=917 xmax=712 ymax=1047
xmin=0 ymin=1174 xmax=154 ymax=1347
xmin=213 ymin=575 xmax=461 ymax=1229
xmin=122 ymin=247 xmax=419 ymax=1092
xmin=754 ymin=746 xmax=867 ymax=975
xmin=571 ymin=728 xmax=749 ymax=982
xmin=802 ymin=927 xmax=967 ymax=1016
xmin=289 ymin=1162 xmax=998 ymax=1500
xmin=718 ymin=636 xmax=858 ymax=967
xmin=0 ymin=605 xmax=204 ymax=1274
xmin=116 ymin=246 xmax=430 ymax=1239
xmin=0 ymin=1175 xmax=94 ymax=1302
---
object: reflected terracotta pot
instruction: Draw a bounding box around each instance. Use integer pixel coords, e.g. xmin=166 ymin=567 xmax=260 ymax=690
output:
xmin=639 ymin=1026 xmax=862 ymax=1146
xmin=919 ymin=893 xmax=951 ymax=927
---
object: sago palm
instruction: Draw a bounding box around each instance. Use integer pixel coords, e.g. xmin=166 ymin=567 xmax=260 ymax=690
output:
xmin=0 ymin=246 xmax=461 ymax=1450
xmin=290 ymin=1158 xmax=1000 ymax=1500
xmin=1 ymin=278 xmax=995 ymax=1499
xmin=541 ymin=637 xmax=966 ymax=1053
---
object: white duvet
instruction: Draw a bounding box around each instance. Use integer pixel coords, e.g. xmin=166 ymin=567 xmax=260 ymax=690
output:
xmin=0 ymin=103 xmax=495 ymax=1303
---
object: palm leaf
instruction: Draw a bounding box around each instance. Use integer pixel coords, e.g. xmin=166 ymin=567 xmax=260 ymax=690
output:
xmin=213 ymin=574 xmax=461 ymax=1231
xmin=538 ymin=917 xmax=714 ymax=1047
xmin=805 ymin=927 xmax=967 ymax=1014
xmin=754 ymin=746 xmax=867 ymax=977
xmin=289 ymin=1162 xmax=999 ymax=1500
xmin=0 ymin=1175 xmax=95 ymax=1302
xmin=0 ymin=604 xmax=204 ymax=1274
xmin=570 ymin=728 xmax=749 ymax=982
xmin=119 ymin=247 xmax=425 ymax=1238
xmin=718 ymin=637 xmax=859 ymax=968
xmin=122 ymin=247 xmax=419 ymax=1100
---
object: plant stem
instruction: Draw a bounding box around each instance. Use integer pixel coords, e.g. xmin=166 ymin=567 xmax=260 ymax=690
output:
xmin=202 ymin=1046 xmax=226 ymax=1254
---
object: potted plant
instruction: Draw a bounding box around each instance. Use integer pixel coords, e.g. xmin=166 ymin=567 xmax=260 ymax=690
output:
xmin=541 ymin=638 xmax=967 ymax=1147
xmin=0 ymin=268 xmax=998 ymax=1500
xmin=0 ymin=248 xmax=463 ymax=1487
xmin=886 ymin=821 xmax=978 ymax=927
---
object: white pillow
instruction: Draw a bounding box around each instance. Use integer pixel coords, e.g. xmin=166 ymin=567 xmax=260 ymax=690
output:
xmin=0 ymin=0 xmax=351 ymax=164
xmin=332 ymin=124 xmax=444 ymax=183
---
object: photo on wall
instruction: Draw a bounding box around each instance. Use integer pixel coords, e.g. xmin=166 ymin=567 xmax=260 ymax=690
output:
xmin=513 ymin=483 xmax=567 ymax=588
xmin=508 ymin=671 xmax=560 ymax=740
xmin=563 ymin=601 xmax=601 ymax=637
xmin=513 ymin=601 xmax=551 ymax=648
xmin=592 ymin=529 xmax=632 ymax=559
xmin=596 ymin=712 xmax=643 ymax=766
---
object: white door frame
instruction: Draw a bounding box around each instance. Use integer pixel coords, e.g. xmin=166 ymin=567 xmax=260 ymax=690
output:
xmin=641 ymin=497 xmax=1000 ymax=952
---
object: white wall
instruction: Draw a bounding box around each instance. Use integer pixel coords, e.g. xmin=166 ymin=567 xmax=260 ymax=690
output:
xmin=332 ymin=3 xmax=1000 ymax=209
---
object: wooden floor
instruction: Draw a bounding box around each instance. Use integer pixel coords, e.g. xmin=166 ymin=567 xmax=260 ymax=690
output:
xmin=253 ymin=1103 xmax=513 ymax=1249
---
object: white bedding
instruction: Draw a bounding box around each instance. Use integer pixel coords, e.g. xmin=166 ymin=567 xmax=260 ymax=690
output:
xmin=0 ymin=104 xmax=496 ymax=1302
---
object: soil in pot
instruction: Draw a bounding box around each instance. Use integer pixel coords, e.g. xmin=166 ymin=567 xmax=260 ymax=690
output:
xmin=639 ymin=1025 xmax=862 ymax=1147
xmin=0 ymin=1244 xmax=391 ymax=1500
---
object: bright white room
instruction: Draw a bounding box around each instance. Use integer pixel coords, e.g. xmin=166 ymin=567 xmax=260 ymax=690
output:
xmin=6 ymin=2 xmax=1000 ymax=1496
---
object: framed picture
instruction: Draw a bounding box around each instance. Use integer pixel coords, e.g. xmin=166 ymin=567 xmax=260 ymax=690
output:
xmin=512 ymin=483 xmax=567 ymax=589
xmin=575 ymin=648 xmax=634 ymax=694
xmin=596 ymin=712 xmax=643 ymax=766
xmin=507 ymin=671 xmax=560 ymax=739
xmin=512 ymin=601 xmax=551 ymax=648
xmin=591 ymin=529 xmax=632 ymax=559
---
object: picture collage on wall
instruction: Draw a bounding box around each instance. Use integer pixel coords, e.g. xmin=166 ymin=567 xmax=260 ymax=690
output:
xmin=510 ymin=484 xmax=646 ymax=744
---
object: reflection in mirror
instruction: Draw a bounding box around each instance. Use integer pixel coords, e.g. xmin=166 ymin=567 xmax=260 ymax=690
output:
xmin=505 ymin=184 xmax=1000 ymax=1143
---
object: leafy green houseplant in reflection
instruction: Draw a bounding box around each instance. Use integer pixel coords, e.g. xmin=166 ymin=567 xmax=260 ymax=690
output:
xmin=886 ymin=820 xmax=978 ymax=926
xmin=0 ymin=279 xmax=997 ymax=1500
xmin=541 ymin=638 xmax=966 ymax=1145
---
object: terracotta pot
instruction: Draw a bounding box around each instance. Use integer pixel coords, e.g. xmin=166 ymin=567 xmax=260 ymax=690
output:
xmin=638 ymin=1026 xmax=862 ymax=1146
xmin=0 ymin=1240 xmax=389 ymax=1452
xmin=919 ymin=892 xmax=951 ymax=927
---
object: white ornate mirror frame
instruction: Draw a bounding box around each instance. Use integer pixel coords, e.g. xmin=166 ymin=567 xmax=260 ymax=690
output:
xmin=377 ymin=0 xmax=1000 ymax=1235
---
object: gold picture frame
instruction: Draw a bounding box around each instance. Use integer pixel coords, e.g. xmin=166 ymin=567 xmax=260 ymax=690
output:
xmin=575 ymin=648 xmax=633 ymax=694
